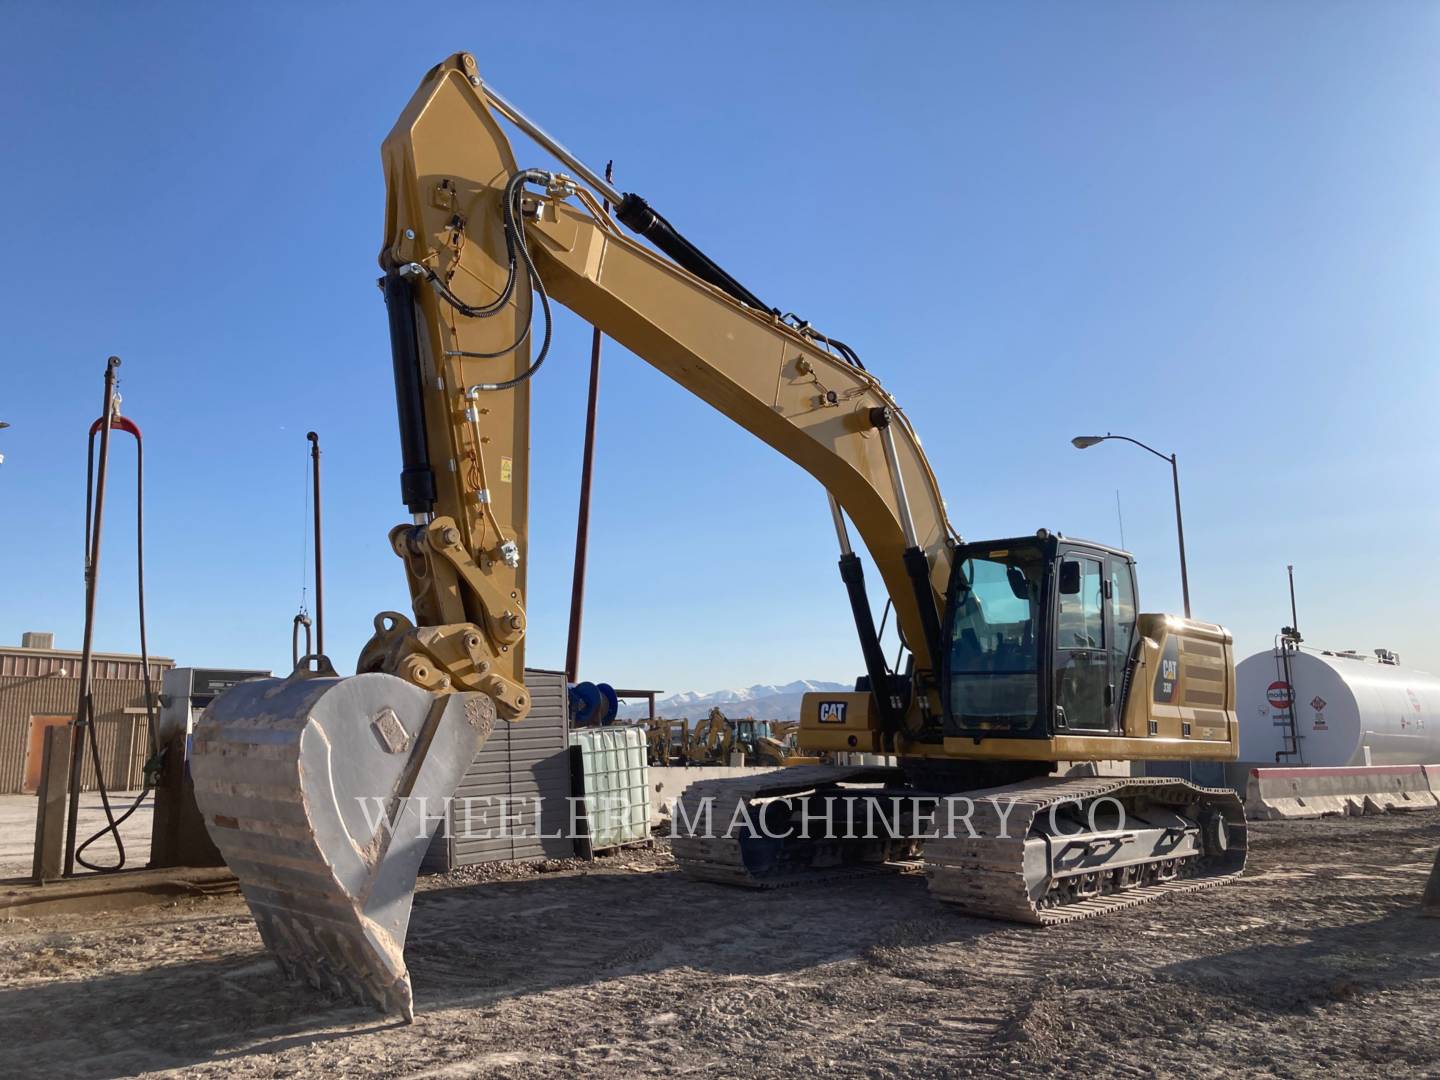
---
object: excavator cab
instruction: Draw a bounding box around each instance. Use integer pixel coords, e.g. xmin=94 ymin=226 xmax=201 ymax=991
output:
xmin=943 ymin=532 xmax=1137 ymax=740
xmin=731 ymin=717 xmax=765 ymax=748
xmin=941 ymin=531 xmax=1238 ymax=755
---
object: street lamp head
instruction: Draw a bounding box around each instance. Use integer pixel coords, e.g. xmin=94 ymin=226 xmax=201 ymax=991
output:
xmin=1071 ymin=435 xmax=1104 ymax=449
xmin=0 ymin=421 xmax=10 ymax=430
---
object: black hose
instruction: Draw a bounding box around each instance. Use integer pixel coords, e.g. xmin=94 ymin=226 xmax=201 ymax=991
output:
xmin=75 ymin=423 xmax=159 ymax=872
xmin=815 ymin=332 xmax=866 ymax=372
xmin=441 ymin=169 xmax=554 ymax=391
xmin=425 ymin=209 xmax=520 ymax=319
xmin=778 ymin=313 xmax=867 ymax=372
xmin=422 ymin=170 xmax=527 ymax=327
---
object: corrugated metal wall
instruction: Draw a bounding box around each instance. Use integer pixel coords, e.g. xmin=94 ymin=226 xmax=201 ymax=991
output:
xmin=0 ymin=649 xmax=173 ymax=793
xmin=424 ymin=668 xmax=574 ymax=871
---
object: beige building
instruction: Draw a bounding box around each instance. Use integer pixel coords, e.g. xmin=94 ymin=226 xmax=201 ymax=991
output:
xmin=0 ymin=631 xmax=173 ymax=794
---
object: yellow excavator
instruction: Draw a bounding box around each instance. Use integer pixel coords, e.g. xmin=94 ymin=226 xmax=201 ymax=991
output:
xmin=685 ymin=708 xmax=736 ymax=766
xmin=645 ymin=716 xmax=688 ymax=766
xmin=190 ymin=53 xmax=1245 ymax=1020
xmin=727 ymin=714 xmax=815 ymax=767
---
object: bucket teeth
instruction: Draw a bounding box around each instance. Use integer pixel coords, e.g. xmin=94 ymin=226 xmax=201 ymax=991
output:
xmin=191 ymin=671 xmax=493 ymax=1018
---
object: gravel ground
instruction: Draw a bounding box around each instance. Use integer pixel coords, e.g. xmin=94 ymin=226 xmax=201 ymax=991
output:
xmin=2 ymin=813 xmax=1438 ymax=1079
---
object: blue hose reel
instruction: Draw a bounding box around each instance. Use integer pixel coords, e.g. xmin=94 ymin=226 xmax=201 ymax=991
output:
xmin=569 ymin=680 xmax=619 ymax=726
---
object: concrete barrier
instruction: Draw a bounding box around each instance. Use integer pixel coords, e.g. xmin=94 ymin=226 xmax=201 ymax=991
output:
xmin=1245 ymin=764 xmax=1440 ymax=821
xmin=647 ymin=765 xmax=782 ymax=828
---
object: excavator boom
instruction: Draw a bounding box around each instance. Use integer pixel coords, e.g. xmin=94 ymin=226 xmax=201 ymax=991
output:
xmin=193 ymin=53 xmax=1246 ymax=1018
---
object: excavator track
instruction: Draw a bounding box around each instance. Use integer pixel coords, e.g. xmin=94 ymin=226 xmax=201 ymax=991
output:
xmin=925 ymin=775 xmax=1246 ymax=924
xmin=671 ymin=764 xmax=919 ymax=887
xmin=673 ymin=769 xmax=1246 ymax=924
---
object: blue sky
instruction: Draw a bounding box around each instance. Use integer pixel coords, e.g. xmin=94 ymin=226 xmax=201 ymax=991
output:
xmin=2 ymin=3 xmax=1437 ymax=692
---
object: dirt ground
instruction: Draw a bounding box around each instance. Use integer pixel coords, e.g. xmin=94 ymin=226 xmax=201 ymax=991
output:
xmin=2 ymin=812 xmax=1437 ymax=1079
xmin=0 ymin=792 xmax=153 ymax=879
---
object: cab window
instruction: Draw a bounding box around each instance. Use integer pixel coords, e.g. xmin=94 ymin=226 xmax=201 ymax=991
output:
xmin=1055 ymin=554 xmax=1107 ymax=730
xmin=1109 ymin=559 xmax=1137 ymax=668
xmin=1057 ymin=558 xmax=1103 ymax=649
xmin=946 ymin=547 xmax=1043 ymax=733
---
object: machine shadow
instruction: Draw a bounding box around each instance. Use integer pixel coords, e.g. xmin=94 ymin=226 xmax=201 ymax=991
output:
xmin=405 ymin=866 xmax=1003 ymax=1009
xmin=0 ymin=951 xmax=392 ymax=1080
xmin=0 ymin=867 xmax=1003 ymax=1078
xmin=1156 ymin=909 xmax=1440 ymax=1011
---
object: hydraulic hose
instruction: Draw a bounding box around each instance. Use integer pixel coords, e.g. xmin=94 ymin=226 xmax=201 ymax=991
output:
xmin=415 ymin=170 xmax=554 ymax=391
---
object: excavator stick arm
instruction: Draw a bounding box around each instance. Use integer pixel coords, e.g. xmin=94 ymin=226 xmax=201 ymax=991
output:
xmin=377 ymin=53 xmax=959 ymax=710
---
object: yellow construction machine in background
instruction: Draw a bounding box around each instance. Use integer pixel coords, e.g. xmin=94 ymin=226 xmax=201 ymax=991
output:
xmin=644 ymin=711 xmax=815 ymax=767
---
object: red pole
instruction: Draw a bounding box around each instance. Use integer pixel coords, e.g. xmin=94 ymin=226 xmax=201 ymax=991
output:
xmin=64 ymin=357 xmax=121 ymax=876
xmin=565 ymin=162 xmax=612 ymax=684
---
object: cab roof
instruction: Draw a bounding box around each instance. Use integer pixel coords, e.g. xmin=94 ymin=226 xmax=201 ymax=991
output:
xmin=958 ymin=532 xmax=1134 ymax=561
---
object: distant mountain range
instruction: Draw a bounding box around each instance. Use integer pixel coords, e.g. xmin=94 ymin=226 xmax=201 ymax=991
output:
xmin=615 ymin=680 xmax=851 ymax=722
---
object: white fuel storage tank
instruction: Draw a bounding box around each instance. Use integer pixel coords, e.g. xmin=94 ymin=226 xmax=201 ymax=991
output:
xmin=1236 ymin=646 xmax=1440 ymax=767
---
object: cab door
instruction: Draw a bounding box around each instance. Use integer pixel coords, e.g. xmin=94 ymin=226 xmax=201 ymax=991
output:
xmin=1053 ymin=552 xmax=1110 ymax=731
xmin=1104 ymin=556 xmax=1139 ymax=730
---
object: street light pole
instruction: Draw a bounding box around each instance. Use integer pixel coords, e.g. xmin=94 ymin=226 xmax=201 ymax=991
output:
xmin=1169 ymin=452 xmax=1190 ymax=619
xmin=1071 ymin=432 xmax=1192 ymax=619
xmin=565 ymin=160 xmax=614 ymax=684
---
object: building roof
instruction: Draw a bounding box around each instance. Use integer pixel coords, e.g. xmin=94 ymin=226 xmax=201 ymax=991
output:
xmin=0 ymin=643 xmax=175 ymax=680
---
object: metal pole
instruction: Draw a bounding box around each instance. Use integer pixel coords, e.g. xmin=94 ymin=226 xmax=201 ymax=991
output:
xmin=1073 ymin=435 xmax=1195 ymax=618
xmin=482 ymin=85 xmax=623 ymax=206
xmin=307 ymin=431 xmax=324 ymax=658
xmin=1286 ymin=564 xmax=1300 ymax=639
xmin=64 ymin=357 xmax=120 ymax=877
xmin=1170 ymin=454 xmax=1191 ymax=619
xmin=875 ymin=414 xmax=919 ymax=550
xmin=566 ymin=163 xmax=613 ymax=684
xmin=827 ymin=493 xmax=854 ymax=556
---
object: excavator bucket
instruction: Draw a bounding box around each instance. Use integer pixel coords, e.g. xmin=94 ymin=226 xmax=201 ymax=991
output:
xmin=190 ymin=668 xmax=494 ymax=1019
